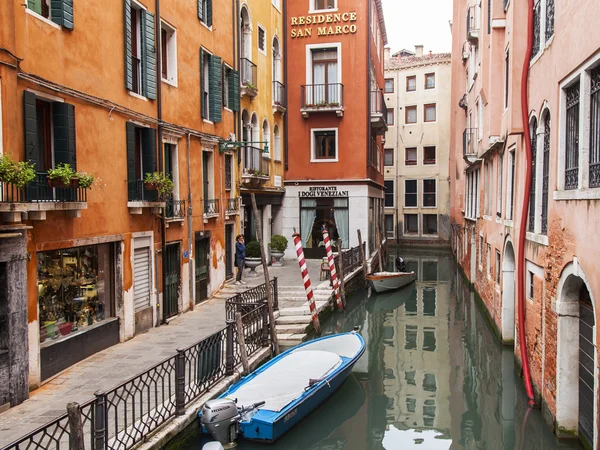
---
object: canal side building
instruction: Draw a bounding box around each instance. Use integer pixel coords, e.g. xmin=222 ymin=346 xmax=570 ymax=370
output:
xmin=0 ymin=0 xmax=241 ymax=407
xmin=449 ymin=0 xmax=600 ymax=447
xmin=383 ymin=47 xmax=452 ymax=244
xmin=281 ymin=0 xmax=388 ymax=260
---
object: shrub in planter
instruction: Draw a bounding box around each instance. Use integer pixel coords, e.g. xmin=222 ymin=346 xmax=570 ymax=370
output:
xmin=0 ymin=155 xmax=36 ymax=188
xmin=76 ymin=171 xmax=102 ymax=190
xmin=270 ymin=235 xmax=288 ymax=253
xmin=245 ymin=240 xmax=261 ymax=258
xmin=144 ymin=172 xmax=175 ymax=198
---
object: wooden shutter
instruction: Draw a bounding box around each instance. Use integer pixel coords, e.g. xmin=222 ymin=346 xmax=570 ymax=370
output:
xmin=52 ymin=103 xmax=77 ymax=168
xmin=141 ymin=9 xmax=157 ymax=100
xmin=23 ymin=91 xmax=38 ymax=168
xmin=197 ymin=0 xmax=203 ymax=21
xmin=200 ymin=49 xmax=206 ymax=119
xmin=133 ymin=247 xmax=151 ymax=310
xmin=229 ymin=70 xmax=239 ymax=111
xmin=126 ymin=122 xmax=137 ymax=183
xmin=141 ymin=128 xmax=157 ymax=175
xmin=50 ymin=0 xmax=74 ymax=30
xmin=124 ymin=0 xmax=133 ymax=91
xmin=209 ymin=55 xmax=222 ymax=123
xmin=206 ymin=0 xmax=212 ymax=27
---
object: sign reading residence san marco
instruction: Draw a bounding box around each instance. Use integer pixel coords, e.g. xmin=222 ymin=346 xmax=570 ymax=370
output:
xmin=290 ymin=11 xmax=358 ymax=38
xmin=299 ymin=187 xmax=349 ymax=197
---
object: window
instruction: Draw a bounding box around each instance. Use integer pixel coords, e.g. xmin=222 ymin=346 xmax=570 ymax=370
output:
xmin=404 ymin=180 xmax=418 ymax=207
xmin=487 ymin=244 xmax=491 ymax=277
xmin=273 ymin=125 xmax=281 ymax=161
xmin=466 ymin=169 xmax=480 ymax=219
xmin=423 ymin=261 xmax=438 ymax=281
xmin=423 ymin=373 xmax=437 ymax=392
xmin=28 ymin=0 xmax=51 ymax=19
xmin=308 ymin=47 xmax=340 ymax=105
xmin=405 ymin=106 xmax=417 ymax=124
xmin=406 ymin=75 xmax=416 ymax=92
xmin=423 ymin=215 xmax=438 ymax=234
xmin=405 ymin=147 xmax=417 ymax=165
xmin=222 ymin=66 xmax=240 ymax=111
xmin=164 ymin=143 xmax=179 ymax=201
xmin=497 ymin=154 xmax=503 ymax=217
xmin=26 ymin=0 xmax=74 ymax=29
xmin=423 ymin=288 xmax=436 ymax=316
xmin=565 ymin=82 xmax=580 ymax=190
xmin=496 ymin=250 xmax=501 ymax=284
xmin=258 ymin=25 xmax=266 ymax=54
xmin=198 ymin=0 xmax=212 ymax=27
xmin=542 ymin=114 xmax=550 ymax=233
xmin=312 ymin=129 xmax=337 ymax=160
xmin=225 ymin=154 xmax=232 ymax=190
xmin=262 ymin=119 xmax=271 ymax=159
xmin=126 ymin=3 xmax=156 ymax=99
xmin=405 ymin=325 xmax=417 ymax=350
xmin=384 ymin=180 xmax=394 ymax=207
xmin=423 ymin=179 xmax=436 ymax=207
xmin=312 ymin=0 xmax=336 ymax=11
xmin=423 ymin=328 xmax=436 ymax=352
xmin=405 ymin=371 xmax=416 ymax=386
xmin=126 ymin=122 xmax=157 ymax=201
xmin=160 ymin=22 xmax=177 ymax=85
xmin=545 ymin=0 xmax=554 ymax=41
xmin=424 ymin=104 xmax=437 ymax=122
xmin=591 ymin=67 xmax=600 ymax=189
xmin=425 ymin=73 xmax=435 ymax=89
xmin=528 ymin=271 xmax=535 ymax=299
xmin=405 ymin=289 xmax=417 ymax=314
xmin=528 ymin=119 xmax=538 ymax=232
xmin=507 ymin=150 xmax=515 ymax=219
xmin=384 ymin=78 xmax=394 ymax=93
xmin=200 ymin=49 xmax=222 ymax=122
xmin=272 ymin=0 xmax=280 ymax=9
xmin=387 ymin=109 xmax=394 ymax=126
xmin=404 ymin=214 xmax=418 ymax=234
xmin=423 ymin=146 xmax=436 ymax=164
xmin=385 ymin=215 xmax=394 ymax=237
xmin=0 ymin=264 xmax=6 ymax=354
xmin=406 ymin=397 xmax=417 ymax=413
xmin=504 ymin=50 xmax=509 ymax=109
xmin=384 ymin=148 xmax=394 ymax=166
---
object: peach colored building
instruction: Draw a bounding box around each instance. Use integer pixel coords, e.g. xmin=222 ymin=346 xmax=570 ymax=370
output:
xmin=450 ymin=0 xmax=600 ymax=447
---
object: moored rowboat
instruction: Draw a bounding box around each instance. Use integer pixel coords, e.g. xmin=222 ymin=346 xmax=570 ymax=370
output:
xmin=366 ymin=271 xmax=416 ymax=293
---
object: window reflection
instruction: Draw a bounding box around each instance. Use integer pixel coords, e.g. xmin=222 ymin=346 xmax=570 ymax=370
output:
xmin=423 ymin=327 xmax=436 ymax=351
xmin=423 ymin=288 xmax=436 ymax=316
xmin=405 ymin=370 xmax=416 ymax=386
xmin=406 ymin=397 xmax=417 ymax=413
xmin=423 ymin=399 xmax=436 ymax=426
xmin=405 ymin=325 xmax=418 ymax=350
xmin=405 ymin=260 xmax=418 ymax=277
xmin=423 ymin=373 xmax=437 ymax=392
xmin=422 ymin=261 xmax=438 ymax=282
xmin=405 ymin=289 xmax=418 ymax=315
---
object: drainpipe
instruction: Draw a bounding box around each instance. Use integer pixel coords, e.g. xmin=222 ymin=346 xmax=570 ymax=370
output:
xmin=187 ymin=133 xmax=193 ymax=306
xmin=283 ymin=0 xmax=289 ymax=171
xmin=518 ymin=0 xmax=536 ymax=408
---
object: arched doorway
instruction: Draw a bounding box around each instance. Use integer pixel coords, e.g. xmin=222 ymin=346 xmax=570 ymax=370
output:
xmin=556 ymin=262 xmax=597 ymax=449
xmin=501 ymin=239 xmax=515 ymax=343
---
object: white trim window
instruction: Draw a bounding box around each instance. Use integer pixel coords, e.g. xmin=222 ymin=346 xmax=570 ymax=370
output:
xmin=422 ymin=179 xmax=437 ymax=208
xmin=310 ymin=0 xmax=337 ymax=13
xmin=384 ymin=180 xmax=394 ymax=208
xmin=466 ymin=169 xmax=480 ymax=220
xmin=272 ymin=0 xmax=281 ymax=10
xmin=422 ymin=214 xmax=438 ymax=235
xmin=311 ymin=128 xmax=338 ymax=162
xmin=404 ymin=214 xmax=419 ymax=234
xmin=160 ymin=21 xmax=178 ymax=86
xmin=404 ymin=179 xmax=418 ymax=208
xmin=305 ymin=44 xmax=342 ymax=107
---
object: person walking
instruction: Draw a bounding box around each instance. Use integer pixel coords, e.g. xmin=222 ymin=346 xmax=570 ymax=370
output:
xmin=235 ymin=234 xmax=247 ymax=285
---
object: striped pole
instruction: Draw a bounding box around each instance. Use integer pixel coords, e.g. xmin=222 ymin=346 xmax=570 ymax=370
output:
xmin=322 ymin=226 xmax=344 ymax=310
xmin=292 ymin=229 xmax=320 ymax=334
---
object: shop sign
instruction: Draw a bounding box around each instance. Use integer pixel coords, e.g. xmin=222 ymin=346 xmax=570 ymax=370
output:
xmin=290 ymin=12 xmax=358 ymax=38
xmin=298 ymin=186 xmax=349 ymax=197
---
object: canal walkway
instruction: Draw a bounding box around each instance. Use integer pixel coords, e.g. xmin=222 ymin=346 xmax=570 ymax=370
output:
xmin=0 ymin=259 xmax=323 ymax=448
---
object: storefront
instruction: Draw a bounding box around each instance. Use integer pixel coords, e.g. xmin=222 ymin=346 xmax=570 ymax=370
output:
xmin=37 ymin=242 xmax=119 ymax=380
xmin=299 ymin=194 xmax=349 ymax=259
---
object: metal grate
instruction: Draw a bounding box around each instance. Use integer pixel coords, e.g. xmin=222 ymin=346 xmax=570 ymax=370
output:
xmin=565 ymin=83 xmax=580 ymax=190
xmin=545 ymin=0 xmax=554 ymax=41
xmin=542 ymin=114 xmax=551 ymax=234
xmin=529 ymin=119 xmax=538 ymax=232
xmin=532 ymin=1 xmax=541 ymax=59
xmin=590 ymin=67 xmax=600 ymax=188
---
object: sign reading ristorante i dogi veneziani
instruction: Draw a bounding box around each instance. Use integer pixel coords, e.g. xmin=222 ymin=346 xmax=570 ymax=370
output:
xmin=299 ymin=187 xmax=349 ymax=197
xmin=290 ymin=11 xmax=358 ymax=38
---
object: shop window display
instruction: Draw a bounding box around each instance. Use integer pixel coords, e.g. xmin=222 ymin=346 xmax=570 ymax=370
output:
xmin=37 ymin=244 xmax=114 ymax=344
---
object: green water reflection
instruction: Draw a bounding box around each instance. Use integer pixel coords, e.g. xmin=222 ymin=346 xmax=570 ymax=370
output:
xmin=189 ymin=249 xmax=582 ymax=450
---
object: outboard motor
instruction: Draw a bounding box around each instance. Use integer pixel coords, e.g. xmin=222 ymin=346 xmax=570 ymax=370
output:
xmin=201 ymin=399 xmax=240 ymax=448
xmin=395 ymin=256 xmax=407 ymax=273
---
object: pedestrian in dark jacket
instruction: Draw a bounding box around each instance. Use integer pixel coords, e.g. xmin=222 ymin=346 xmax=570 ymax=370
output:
xmin=235 ymin=234 xmax=247 ymax=285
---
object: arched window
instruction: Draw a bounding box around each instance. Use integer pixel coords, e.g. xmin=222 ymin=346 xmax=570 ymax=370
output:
xmin=541 ymin=111 xmax=550 ymax=234
xmin=528 ymin=116 xmax=538 ymax=232
xmin=262 ymin=119 xmax=271 ymax=159
xmin=240 ymin=6 xmax=253 ymax=86
xmin=545 ymin=0 xmax=554 ymax=41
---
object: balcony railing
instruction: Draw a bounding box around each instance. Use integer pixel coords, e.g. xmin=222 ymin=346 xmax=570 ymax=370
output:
xmin=204 ymin=198 xmax=220 ymax=216
xmin=242 ymin=146 xmax=270 ymax=178
xmin=166 ymin=199 xmax=186 ymax=219
xmin=463 ymin=128 xmax=478 ymax=157
xmin=128 ymin=179 xmax=159 ymax=202
xmin=25 ymin=172 xmax=87 ymax=203
xmin=273 ymin=81 xmax=286 ymax=110
xmin=226 ymin=197 xmax=240 ymax=215
xmin=467 ymin=5 xmax=479 ymax=43
xmin=240 ymin=58 xmax=257 ymax=95
xmin=301 ymin=83 xmax=344 ymax=116
xmin=371 ymin=90 xmax=387 ymax=118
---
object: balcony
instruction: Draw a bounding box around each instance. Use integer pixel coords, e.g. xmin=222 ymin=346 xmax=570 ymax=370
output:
xmin=204 ymin=198 xmax=220 ymax=221
xmin=0 ymin=173 xmax=87 ymax=222
xmin=467 ymin=6 xmax=479 ymax=44
xmin=301 ymin=83 xmax=344 ymax=118
xmin=241 ymin=146 xmax=270 ymax=189
xmin=240 ymin=58 xmax=258 ymax=98
xmin=371 ymin=90 xmax=388 ymax=135
xmin=272 ymin=81 xmax=286 ymax=114
xmin=225 ymin=197 xmax=240 ymax=219
xmin=166 ymin=199 xmax=186 ymax=221
xmin=463 ymin=128 xmax=480 ymax=165
xmin=127 ymin=179 xmax=165 ymax=215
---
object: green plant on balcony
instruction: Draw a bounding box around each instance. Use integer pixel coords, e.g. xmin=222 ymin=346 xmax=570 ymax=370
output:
xmin=76 ymin=172 xmax=104 ymax=190
xmin=269 ymin=234 xmax=288 ymax=253
xmin=244 ymin=80 xmax=257 ymax=91
xmin=0 ymin=155 xmax=36 ymax=188
xmin=144 ymin=172 xmax=175 ymax=199
xmin=47 ymin=163 xmax=79 ymax=188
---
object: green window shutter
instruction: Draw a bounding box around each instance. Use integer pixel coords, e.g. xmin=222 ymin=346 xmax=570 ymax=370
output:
xmin=209 ymin=55 xmax=222 ymax=123
xmin=197 ymin=0 xmax=203 ymax=21
xmin=229 ymin=70 xmax=240 ymax=112
xmin=206 ymin=0 xmax=212 ymax=27
xmin=50 ymin=0 xmax=74 ymax=30
xmin=124 ymin=0 xmax=133 ymax=91
xmin=141 ymin=10 xmax=157 ymax=100
xmin=52 ymin=103 xmax=77 ymax=168
xmin=200 ymin=49 xmax=206 ymax=119
xmin=27 ymin=0 xmax=42 ymax=15
xmin=141 ymin=128 xmax=157 ymax=175
xmin=23 ymin=91 xmax=39 ymax=168
xmin=126 ymin=122 xmax=137 ymax=183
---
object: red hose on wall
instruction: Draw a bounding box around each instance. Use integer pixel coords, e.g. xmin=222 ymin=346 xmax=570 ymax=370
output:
xmin=518 ymin=0 xmax=536 ymax=407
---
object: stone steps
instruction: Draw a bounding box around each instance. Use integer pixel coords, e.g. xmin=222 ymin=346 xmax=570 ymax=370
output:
xmin=278 ymin=301 xmax=328 ymax=317
xmin=277 ymin=333 xmax=307 ymax=347
xmin=275 ymin=323 xmax=310 ymax=334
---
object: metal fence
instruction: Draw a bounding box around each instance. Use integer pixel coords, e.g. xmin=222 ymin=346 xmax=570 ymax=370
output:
xmin=225 ymin=277 xmax=278 ymax=322
xmin=1 ymin=293 xmax=272 ymax=450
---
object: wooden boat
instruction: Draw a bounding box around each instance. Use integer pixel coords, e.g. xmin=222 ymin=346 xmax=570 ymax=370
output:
xmin=199 ymin=332 xmax=365 ymax=446
xmin=367 ymin=271 xmax=416 ymax=293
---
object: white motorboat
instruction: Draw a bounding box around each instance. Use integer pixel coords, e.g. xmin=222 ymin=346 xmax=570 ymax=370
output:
xmin=366 ymin=256 xmax=416 ymax=293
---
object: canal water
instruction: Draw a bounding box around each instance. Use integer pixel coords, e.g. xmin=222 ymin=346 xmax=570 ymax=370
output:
xmin=184 ymin=249 xmax=582 ymax=450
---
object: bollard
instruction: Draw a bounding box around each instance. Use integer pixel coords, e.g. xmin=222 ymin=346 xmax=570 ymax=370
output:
xmin=357 ymin=229 xmax=368 ymax=280
xmin=175 ymin=349 xmax=186 ymax=416
xmin=261 ymin=302 xmax=270 ymax=347
xmin=67 ymin=402 xmax=84 ymax=450
xmin=321 ymin=226 xmax=343 ymax=310
xmin=225 ymin=322 xmax=235 ymax=375
xmin=292 ymin=229 xmax=320 ymax=334
xmin=336 ymin=238 xmax=347 ymax=309
xmin=93 ymin=390 xmax=107 ymax=450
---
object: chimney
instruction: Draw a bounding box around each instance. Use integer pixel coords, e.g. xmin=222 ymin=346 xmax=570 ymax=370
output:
xmin=415 ymin=45 xmax=424 ymax=57
xmin=384 ymin=47 xmax=391 ymax=61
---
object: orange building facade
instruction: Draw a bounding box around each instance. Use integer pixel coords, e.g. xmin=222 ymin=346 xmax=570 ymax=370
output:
xmin=282 ymin=0 xmax=388 ymax=260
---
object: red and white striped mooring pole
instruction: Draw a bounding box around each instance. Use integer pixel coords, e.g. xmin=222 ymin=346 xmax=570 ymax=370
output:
xmin=292 ymin=229 xmax=321 ymax=334
xmin=322 ymin=225 xmax=344 ymax=311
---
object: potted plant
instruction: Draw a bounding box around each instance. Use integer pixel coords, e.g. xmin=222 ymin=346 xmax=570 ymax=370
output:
xmin=245 ymin=240 xmax=262 ymax=277
xmin=47 ymin=163 xmax=78 ymax=188
xmin=144 ymin=172 xmax=175 ymax=199
xmin=269 ymin=234 xmax=288 ymax=266
xmin=0 ymin=155 xmax=36 ymax=188
xmin=76 ymin=171 xmax=99 ymax=189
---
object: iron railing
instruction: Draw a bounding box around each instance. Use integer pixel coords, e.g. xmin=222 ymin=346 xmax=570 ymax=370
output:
xmin=541 ymin=114 xmax=550 ymax=234
xmin=204 ymin=199 xmax=220 ymax=216
xmin=463 ymin=128 xmax=478 ymax=157
xmin=273 ymin=81 xmax=286 ymax=108
xmin=240 ymin=58 xmax=257 ymax=91
xmin=565 ymin=83 xmax=580 ymax=190
xmin=301 ymin=83 xmax=344 ymax=109
xmin=127 ymin=179 xmax=159 ymax=202
xmin=28 ymin=172 xmax=87 ymax=203
xmin=370 ymin=90 xmax=387 ymax=119
xmin=226 ymin=197 xmax=240 ymax=215
xmin=242 ymin=146 xmax=270 ymax=177
xmin=1 ymin=303 xmax=270 ymax=450
xmin=591 ymin=67 xmax=600 ymax=188
xmin=225 ymin=278 xmax=278 ymax=322
xmin=166 ymin=199 xmax=186 ymax=219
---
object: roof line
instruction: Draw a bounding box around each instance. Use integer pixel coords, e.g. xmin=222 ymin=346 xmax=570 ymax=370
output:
xmin=374 ymin=0 xmax=388 ymax=46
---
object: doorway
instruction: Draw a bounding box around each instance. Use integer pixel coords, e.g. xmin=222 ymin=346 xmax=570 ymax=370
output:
xmin=163 ymin=243 xmax=180 ymax=320
xmin=299 ymin=197 xmax=348 ymax=259
xmin=194 ymin=235 xmax=209 ymax=305
xmin=225 ymin=225 xmax=234 ymax=280
xmin=579 ymin=284 xmax=595 ymax=447
xmin=501 ymin=240 xmax=515 ymax=343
